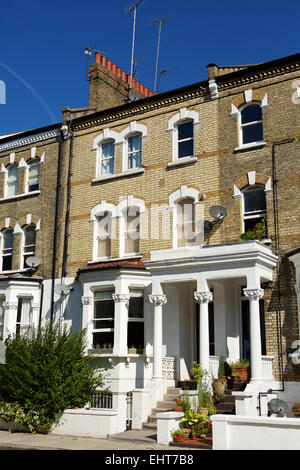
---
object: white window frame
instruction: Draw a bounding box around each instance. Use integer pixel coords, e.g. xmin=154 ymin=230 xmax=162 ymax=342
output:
xmin=242 ymin=185 xmax=266 ymax=233
xmin=1 ymin=228 xmax=13 ymax=272
xmin=169 ymin=186 xmax=199 ymax=249
xmin=92 ymin=290 xmax=114 ymax=350
xmin=26 ymin=161 xmax=41 ymax=193
xmin=120 ymin=122 xmax=147 ymax=172
xmin=127 ymin=288 xmax=144 ymax=353
xmin=167 ymin=108 xmax=199 ymax=164
xmin=5 ymin=163 xmax=18 ymax=198
xmin=21 ymin=224 xmax=36 ymax=269
xmin=16 ymin=296 xmax=32 ymax=335
xmin=93 ymin=128 xmax=121 ymax=178
xmin=118 ymin=197 xmax=145 ymax=258
xmin=91 ymin=201 xmax=116 ymax=262
xmin=238 ymin=103 xmax=264 ymax=148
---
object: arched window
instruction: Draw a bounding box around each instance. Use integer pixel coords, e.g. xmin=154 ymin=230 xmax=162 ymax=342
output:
xmin=176 ymin=197 xmax=195 ymax=247
xmin=243 ymin=185 xmax=266 ymax=232
xmin=22 ymin=225 xmax=36 ymax=268
xmin=99 ymin=139 xmax=115 ymax=176
xmin=97 ymin=212 xmax=112 ymax=258
xmin=127 ymin=133 xmax=142 ymax=170
xmin=124 ymin=207 xmax=140 ymax=255
xmin=1 ymin=229 xmax=13 ymax=271
xmin=6 ymin=164 xmax=18 ymax=197
xmin=27 ymin=160 xmax=40 ymax=192
xmin=239 ymin=104 xmax=263 ymax=146
xmin=177 ymin=119 xmax=194 ymax=159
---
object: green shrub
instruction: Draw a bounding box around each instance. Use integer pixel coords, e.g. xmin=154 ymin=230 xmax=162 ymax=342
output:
xmin=0 ymin=321 xmax=106 ymax=433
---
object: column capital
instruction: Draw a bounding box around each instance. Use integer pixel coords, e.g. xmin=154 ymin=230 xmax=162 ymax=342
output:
xmin=148 ymin=294 xmax=167 ymax=306
xmin=243 ymin=288 xmax=264 ymax=301
xmin=112 ymin=294 xmax=130 ymax=303
xmin=3 ymin=301 xmax=18 ymax=311
xmin=194 ymin=291 xmax=213 ymax=304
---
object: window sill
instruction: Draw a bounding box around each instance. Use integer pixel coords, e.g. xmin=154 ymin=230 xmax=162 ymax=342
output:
xmin=0 ymin=191 xmax=40 ymax=203
xmin=234 ymin=141 xmax=266 ymax=153
xmin=88 ymin=255 xmax=142 ymax=265
xmin=92 ymin=168 xmax=145 ymax=184
xmin=167 ymin=156 xmax=198 ymax=168
xmin=0 ymin=268 xmax=31 ymax=275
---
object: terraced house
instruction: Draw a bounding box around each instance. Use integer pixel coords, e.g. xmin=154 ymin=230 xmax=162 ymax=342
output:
xmin=1 ymin=50 xmax=300 ymax=433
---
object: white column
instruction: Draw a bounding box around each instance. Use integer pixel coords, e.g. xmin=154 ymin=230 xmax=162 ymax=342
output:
xmin=149 ymin=294 xmax=167 ymax=380
xmin=112 ymin=294 xmax=130 ymax=355
xmin=3 ymin=301 xmax=18 ymax=339
xmin=194 ymin=291 xmax=213 ymax=373
xmin=243 ymin=288 xmax=264 ymax=382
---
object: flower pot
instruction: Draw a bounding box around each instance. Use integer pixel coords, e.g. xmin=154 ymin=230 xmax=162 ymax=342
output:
xmin=174 ymin=405 xmax=184 ymax=412
xmin=173 ymin=436 xmax=183 ymax=442
xmin=232 ymin=366 xmax=248 ymax=382
xmin=198 ymin=407 xmax=209 ymax=416
xmin=212 ymin=378 xmax=226 ymax=395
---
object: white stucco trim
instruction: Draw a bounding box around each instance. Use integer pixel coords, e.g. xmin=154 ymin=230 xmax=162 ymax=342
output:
xmin=167 ymin=108 xmax=200 ymax=163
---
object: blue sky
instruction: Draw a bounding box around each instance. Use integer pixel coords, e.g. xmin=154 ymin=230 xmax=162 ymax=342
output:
xmin=0 ymin=0 xmax=299 ymax=134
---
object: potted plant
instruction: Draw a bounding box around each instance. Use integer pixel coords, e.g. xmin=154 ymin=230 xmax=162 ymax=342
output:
xmin=174 ymin=399 xmax=185 ymax=412
xmin=190 ymin=361 xmax=212 ymax=415
xmin=170 ymin=428 xmax=186 ymax=442
xmin=229 ymin=359 xmax=250 ymax=382
xmin=238 ymin=218 xmax=267 ymax=242
xmin=180 ymin=408 xmax=210 ymax=438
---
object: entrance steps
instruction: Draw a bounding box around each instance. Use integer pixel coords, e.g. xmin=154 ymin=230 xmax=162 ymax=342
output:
xmin=142 ymin=387 xmax=181 ymax=430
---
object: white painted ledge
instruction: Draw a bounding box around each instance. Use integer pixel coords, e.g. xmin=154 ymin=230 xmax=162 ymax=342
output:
xmin=92 ymin=168 xmax=145 ymax=183
xmin=234 ymin=141 xmax=266 ymax=152
xmin=0 ymin=191 xmax=40 ymax=202
xmin=167 ymin=156 xmax=198 ymax=168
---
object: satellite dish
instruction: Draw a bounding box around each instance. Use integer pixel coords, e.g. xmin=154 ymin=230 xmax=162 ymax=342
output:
xmin=128 ymin=91 xmax=140 ymax=101
xmin=268 ymin=398 xmax=289 ymax=417
xmin=25 ymin=256 xmax=40 ymax=268
xmin=209 ymin=205 xmax=227 ymax=220
xmin=54 ymin=283 xmax=71 ymax=296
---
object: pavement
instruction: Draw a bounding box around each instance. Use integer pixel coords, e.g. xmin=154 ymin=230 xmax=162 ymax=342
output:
xmin=0 ymin=428 xmax=204 ymax=451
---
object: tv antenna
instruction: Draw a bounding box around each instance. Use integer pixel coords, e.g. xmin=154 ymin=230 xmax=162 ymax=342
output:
xmin=157 ymin=67 xmax=176 ymax=93
xmin=127 ymin=0 xmax=145 ymax=89
xmin=84 ymin=44 xmax=97 ymax=81
xmin=153 ymin=16 xmax=171 ymax=93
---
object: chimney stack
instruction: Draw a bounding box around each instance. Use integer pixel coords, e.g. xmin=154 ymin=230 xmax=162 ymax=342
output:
xmin=88 ymin=50 xmax=152 ymax=111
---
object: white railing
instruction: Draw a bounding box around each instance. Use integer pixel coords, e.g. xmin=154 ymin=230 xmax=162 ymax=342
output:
xmin=162 ymin=357 xmax=176 ymax=382
xmin=261 ymin=355 xmax=274 ymax=380
xmin=209 ymin=355 xmax=220 ymax=379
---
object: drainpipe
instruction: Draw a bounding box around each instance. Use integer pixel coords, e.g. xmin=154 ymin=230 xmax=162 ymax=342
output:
xmin=257 ymin=138 xmax=294 ymax=415
xmin=50 ymin=125 xmax=68 ymax=324
xmin=62 ymin=121 xmax=73 ymax=279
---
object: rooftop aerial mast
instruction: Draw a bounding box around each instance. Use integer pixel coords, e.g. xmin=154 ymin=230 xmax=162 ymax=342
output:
xmin=128 ymin=0 xmax=145 ymax=89
xmin=153 ymin=16 xmax=171 ymax=93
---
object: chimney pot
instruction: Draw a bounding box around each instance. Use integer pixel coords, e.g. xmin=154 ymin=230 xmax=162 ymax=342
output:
xmin=143 ymin=87 xmax=149 ymax=97
xmin=116 ymin=67 xmax=122 ymax=77
xmin=95 ymin=52 xmax=101 ymax=64
xmin=121 ymin=71 xmax=127 ymax=82
xmin=111 ymin=63 xmax=116 ymax=74
xmin=106 ymin=60 xmax=112 ymax=71
xmin=148 ymin=90 xmax=153 ymax=97
xmin=101 ymin=56 xmax=107 ymax=67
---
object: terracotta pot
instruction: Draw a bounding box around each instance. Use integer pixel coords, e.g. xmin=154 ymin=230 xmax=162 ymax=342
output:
xmin=173 ymin=436 xmax=183 ymax=442
xmin=232 ymin=366 xmax=248 ymax=382
xmin=174 ymin=405 xmax=184 ymax=412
